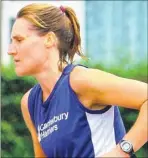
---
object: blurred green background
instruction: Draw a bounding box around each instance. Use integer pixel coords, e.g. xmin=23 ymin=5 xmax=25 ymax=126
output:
xmin=1 ymin=0 xmax=148 ymax=157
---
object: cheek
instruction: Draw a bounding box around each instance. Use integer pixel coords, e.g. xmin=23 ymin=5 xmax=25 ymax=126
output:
xmin=14 ymin=38 xmax=47 ymax=76
xmin=20 ymin=40 xmax=46 ymax=63
xmin=15 ymin=58 xmax=44 ymax=76
xmin=16 ymin=42 xmax=47 ymax=75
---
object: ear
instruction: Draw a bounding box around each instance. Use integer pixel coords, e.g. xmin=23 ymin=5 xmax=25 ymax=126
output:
xmin=44 ymin=32 xmax=57 ymax=48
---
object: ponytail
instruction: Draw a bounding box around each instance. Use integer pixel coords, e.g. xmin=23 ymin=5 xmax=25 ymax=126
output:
xmin=57 ymin=6 xmax=87 ymax=70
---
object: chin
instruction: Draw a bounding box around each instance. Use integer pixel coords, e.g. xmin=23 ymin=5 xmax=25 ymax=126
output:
xmin=15 ymin=71 xmax=27 ymax=77
xmin=15 ymin=68 xmax=30 ymax=77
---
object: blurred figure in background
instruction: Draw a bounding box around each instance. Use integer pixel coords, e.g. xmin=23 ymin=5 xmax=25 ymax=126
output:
xmin=8 ymin=3 xmax=147 ymax=158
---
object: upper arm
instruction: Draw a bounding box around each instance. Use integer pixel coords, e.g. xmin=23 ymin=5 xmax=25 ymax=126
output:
xmin=70 ymin=66 xmax=147 ymax=110
xmin=21 ymin=89 xmax=46 ymax=157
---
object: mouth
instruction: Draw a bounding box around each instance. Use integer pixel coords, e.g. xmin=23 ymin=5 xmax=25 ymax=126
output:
xmin=14 ymin=60 xmax=20 ymax=64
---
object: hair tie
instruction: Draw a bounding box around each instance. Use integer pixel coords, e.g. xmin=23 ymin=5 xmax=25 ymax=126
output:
xmin=60 ymin=6 xmax=66 ymax=13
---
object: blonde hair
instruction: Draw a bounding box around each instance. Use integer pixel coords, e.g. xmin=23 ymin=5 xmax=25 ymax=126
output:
xmin=17 ymin=3 xmax=86 ymax=70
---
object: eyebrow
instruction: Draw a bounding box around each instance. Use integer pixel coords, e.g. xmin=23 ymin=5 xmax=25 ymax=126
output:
xmin=11 ymin=35 xmax=26 ymax=40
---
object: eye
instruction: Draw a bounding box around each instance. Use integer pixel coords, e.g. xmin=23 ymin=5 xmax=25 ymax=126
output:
xmin=15 ymin=39 xmax=24 ymax=44
xmin=11 ymin=36 xmax=24 ymax=43
xmin=16 ymin=39 xmax=23 ymax=42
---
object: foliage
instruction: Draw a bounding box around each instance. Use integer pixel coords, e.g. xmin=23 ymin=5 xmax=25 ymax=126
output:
xmin=1 ymin=64 xmax=36 ymax=157
xmin=1 ymin=59 xmax=148 ymax=157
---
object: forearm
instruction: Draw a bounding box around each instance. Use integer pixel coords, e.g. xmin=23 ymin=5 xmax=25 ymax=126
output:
xmin=102 ymin=100 xmax=148 ymax=157
xmin=121 ymin=100 xmax=148 ymax=152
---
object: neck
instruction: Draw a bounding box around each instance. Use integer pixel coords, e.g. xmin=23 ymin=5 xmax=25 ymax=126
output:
xmin=33 ymin=60 xmax=67 ymax=102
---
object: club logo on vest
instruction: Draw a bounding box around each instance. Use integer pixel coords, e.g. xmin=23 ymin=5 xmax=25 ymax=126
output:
xmin=37 ymin=112 xmax=69 ymax=142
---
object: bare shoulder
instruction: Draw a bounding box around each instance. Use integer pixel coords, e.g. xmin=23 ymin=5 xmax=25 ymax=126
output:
xmin=21 ymin=89 xmax=32 ymax=109
xmin=69 ymin=65 xmax=113 ymax=107
xmin=70 ymin=65 xmax=115 ymax=95
xmin=69 ymin=65 xmax=88 ymax=94
xmin=70 ymin=65 xmax=147 ymax=110
xmin=21 ymin=88 xmax=32 ymax=115
xmin=21 ymin=88 xmax=34 ymax=132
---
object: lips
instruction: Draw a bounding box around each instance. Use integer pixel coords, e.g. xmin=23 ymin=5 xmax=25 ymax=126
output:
xmin=14 ymin=59 xmax=20 ymax=62
xmin=14 ymin=59 xmax=20 ymax=65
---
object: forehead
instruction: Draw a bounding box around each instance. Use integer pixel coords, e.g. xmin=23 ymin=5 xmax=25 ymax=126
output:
xmin=11 ymin=18 xmax=36 ymax=38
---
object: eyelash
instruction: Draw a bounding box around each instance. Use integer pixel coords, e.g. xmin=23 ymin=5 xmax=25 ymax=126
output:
xmin=10 ymin=38 xmax=23 ymax=44
xmin=16 ymin=39 xmax=22 ymax=42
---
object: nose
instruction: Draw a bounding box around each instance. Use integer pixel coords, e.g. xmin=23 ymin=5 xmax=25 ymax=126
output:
xmin=7 ymin=44 xmax=17 ymax=55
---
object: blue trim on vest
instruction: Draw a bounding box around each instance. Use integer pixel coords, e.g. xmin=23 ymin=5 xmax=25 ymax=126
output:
xmin=63 ymin=64 xmax=75 ymax=75
xmin=114 ymin=106 xmax=126 ymax=144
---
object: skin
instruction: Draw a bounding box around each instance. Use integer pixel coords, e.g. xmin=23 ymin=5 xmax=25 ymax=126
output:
xmin=8 ymin=18 xmax=148 ymax=157
xmin=8 ymin=18 xmax=65 ymax=102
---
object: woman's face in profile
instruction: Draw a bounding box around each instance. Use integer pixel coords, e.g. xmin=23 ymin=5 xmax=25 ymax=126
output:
xmin=8 ymin=18 xmax=48 ymax=76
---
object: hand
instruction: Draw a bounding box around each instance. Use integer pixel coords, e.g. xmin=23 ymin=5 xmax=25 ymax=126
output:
xmin=101 ymin=145 xmax=130 ymax=158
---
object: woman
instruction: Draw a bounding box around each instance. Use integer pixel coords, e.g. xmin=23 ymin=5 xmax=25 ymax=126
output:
xmin=8 ymin=3 xmax=147 ymax=158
